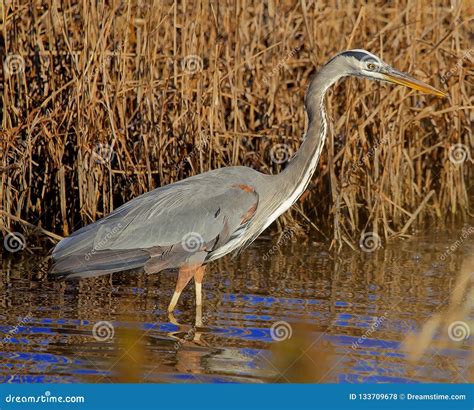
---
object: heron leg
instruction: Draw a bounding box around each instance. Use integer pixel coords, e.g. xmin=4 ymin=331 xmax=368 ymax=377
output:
xmin=167 ymin=265 xmax=197 ymax=312
xmin=194 ymin=265 xmax=206 ymax=307
xmin=195 ymin=304 xmax=203 ymax=330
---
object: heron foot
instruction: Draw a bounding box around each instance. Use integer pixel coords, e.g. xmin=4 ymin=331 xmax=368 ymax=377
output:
xmin=168 ymin=311 xmax=179 ymax=326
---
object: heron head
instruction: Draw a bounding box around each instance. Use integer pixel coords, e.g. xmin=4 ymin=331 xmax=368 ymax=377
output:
xmin=334 ymin=49 xmax=446 ymax=97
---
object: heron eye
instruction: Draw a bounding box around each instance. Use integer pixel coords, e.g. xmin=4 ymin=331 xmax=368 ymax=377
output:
xmin=367 ymin=63 xmax=376 ymax=71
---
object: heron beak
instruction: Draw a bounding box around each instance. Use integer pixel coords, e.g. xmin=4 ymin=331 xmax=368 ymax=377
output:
xmin=382 ymin=68 xmax=446 ymax=97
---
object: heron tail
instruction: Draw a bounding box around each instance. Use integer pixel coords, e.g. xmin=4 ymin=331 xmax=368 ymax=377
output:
xmin=48 ymin=249 xmax=149 ymax=280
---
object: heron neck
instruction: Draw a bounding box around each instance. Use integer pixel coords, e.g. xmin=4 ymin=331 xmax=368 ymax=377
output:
xmin=275 ymin=67 xmax=340 ymax=205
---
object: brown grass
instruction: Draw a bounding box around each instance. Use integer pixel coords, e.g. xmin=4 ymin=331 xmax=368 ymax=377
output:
xmin=0 ymin=0 xmax=472 ymax=247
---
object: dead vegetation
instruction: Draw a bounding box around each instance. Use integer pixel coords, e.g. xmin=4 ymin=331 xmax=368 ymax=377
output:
xmin=0 ymin=0 xmax=472 ymax=248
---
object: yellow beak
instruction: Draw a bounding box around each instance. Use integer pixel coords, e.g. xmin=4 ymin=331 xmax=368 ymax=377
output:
xmin=383 ymin=69 xmax=446 ymax=97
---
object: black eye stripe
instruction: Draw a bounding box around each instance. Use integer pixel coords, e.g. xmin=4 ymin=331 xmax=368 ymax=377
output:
xmin=324 ymin=50 xmax=380 ymax=67
xmin=340 ymin=51 xmax=378 ymax=62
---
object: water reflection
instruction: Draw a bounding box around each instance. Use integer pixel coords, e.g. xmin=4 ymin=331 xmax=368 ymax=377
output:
xmin=0 ymin=226 xmax=472 ymax=383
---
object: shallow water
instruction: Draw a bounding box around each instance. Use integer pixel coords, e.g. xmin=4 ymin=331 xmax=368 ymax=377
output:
xmin=0 ymin=226 xmax=472 ymax=383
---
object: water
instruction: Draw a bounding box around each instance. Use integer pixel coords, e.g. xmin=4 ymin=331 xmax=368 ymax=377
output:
xmin=1 ymin=227 xmax=472 ymax=383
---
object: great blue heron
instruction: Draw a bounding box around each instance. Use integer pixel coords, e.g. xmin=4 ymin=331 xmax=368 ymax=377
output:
xmin=50 ymin=49 xmax=445 ymax=313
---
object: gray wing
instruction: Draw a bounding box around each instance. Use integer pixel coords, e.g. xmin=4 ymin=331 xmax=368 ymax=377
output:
xmin=50 ymin=176 xmax=259 ymax=278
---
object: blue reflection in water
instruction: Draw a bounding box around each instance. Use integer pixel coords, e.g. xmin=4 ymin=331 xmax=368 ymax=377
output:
xmin=1 ymin=231 xmax=472 ymax=384
xmin=2 ymin=303 xmax=470 ymax=384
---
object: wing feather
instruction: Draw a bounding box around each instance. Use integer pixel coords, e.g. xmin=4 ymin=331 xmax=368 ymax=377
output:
xmin=51 ymin=175 xmax=259 ymax=278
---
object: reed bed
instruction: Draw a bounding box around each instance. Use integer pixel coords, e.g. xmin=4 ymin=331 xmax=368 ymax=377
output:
xmin=0 ymin=0 xmax=472 ymax=248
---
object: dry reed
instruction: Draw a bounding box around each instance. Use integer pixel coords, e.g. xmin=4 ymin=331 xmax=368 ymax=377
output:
xmin=0 ymin=0 xmax=472 ymax=248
